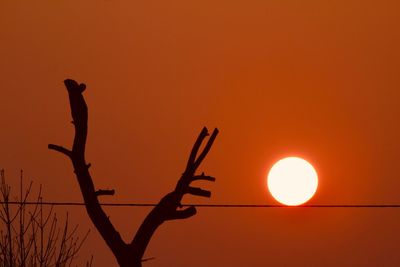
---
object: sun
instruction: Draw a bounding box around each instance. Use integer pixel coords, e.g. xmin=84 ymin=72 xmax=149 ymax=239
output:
xmin=267 ymin=157 xmax=318 ymax=206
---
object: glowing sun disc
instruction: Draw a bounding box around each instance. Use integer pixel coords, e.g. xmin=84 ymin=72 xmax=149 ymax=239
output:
xmin=267 ymin=157 xmax=318 ymax=206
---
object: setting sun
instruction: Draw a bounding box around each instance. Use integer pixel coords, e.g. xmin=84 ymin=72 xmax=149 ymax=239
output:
xmin=267 ymin=157 xmax=318 ymax=206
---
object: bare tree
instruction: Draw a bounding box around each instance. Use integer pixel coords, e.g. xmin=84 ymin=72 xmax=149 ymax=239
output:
xmin=48 ymin=79 xmax=219 ymax=266
xmin=0 ymin=170 xmax=92 ymax=267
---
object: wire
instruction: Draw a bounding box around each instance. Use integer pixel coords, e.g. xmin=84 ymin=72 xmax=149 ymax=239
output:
xmin=2 ymin=201 xmax=400 ymax=208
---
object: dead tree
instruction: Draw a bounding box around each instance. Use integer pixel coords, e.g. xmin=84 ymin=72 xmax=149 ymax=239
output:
xmin=48 ymin=79 xmax=219 ymax=267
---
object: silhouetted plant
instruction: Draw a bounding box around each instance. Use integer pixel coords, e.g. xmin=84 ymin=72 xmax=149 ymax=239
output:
xmin=0 ymin=170 xmax=92 ymax=267
xmin=49 ymin=79 xmax=219 ymax=267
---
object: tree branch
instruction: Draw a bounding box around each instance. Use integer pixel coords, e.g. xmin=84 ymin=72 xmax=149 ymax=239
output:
xmin=48 ymin=144 xmax=72 ymax=158
xmin=130 ymin=127 xmax=219 ymax=262
xmin=185 ymin=127 xmax=209 ymax=170
xmin=167 ymin=206 xmax=197 ymax=220
xmin=49 ymin=79 xmax=127 ymax=265
xmin=186 ymin=187 xmax=211 ymax=198
xmin=95 ymin=189 xmax=115 ymax=197
xmin=192 ymin=128 xmax=219 ymax=172
xmin=191 ymin=173 xmax=216 ymax=182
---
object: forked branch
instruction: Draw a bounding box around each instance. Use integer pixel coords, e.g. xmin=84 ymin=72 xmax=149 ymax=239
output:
xmin=49 ymin=79 xmax=219 ymax=267
xmin=131 ymin=127 xmax=218 ymax=261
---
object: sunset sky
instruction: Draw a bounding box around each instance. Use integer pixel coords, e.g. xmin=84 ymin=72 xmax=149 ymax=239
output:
xmin=1 ymin=1 xmax=400 ymax=266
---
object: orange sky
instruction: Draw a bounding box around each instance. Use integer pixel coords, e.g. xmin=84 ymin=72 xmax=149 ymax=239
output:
xmin=1 ymin=1 xmax=400 ymax=266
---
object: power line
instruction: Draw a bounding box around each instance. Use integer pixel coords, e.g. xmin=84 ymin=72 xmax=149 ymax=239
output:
xmin=2 ymin=201 xmax=400 ymax=208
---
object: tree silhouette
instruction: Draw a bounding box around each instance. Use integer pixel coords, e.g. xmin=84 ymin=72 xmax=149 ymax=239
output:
xmin=0 ymin=170 xmax=92 ymax=267
xmin=48 ymin=79 xmax=219 ymax=267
